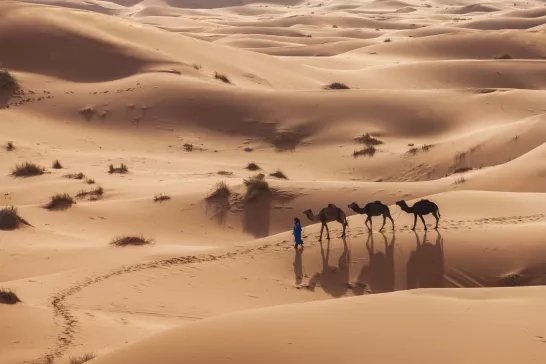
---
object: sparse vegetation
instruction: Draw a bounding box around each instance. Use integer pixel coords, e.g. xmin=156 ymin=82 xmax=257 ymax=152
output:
xmin=244 ymin=174 xmax=270 ymax=200
xmin=244 ymin=147 xmax=253 ymax=152
xmin=65 ymin=172 xmax=85 ymax=180
xmin=183 ymin=143 xmax=193 ymax=152
xmin=44 ymin=193 xmax=75 ymax=210
xmin=76 ymin=186 xmax=104 ymax=200
xmin=109 ymin=163 xmax=128 ymax=174
xmin=6 ymin=141 xmax=14 ymax=151
xmin=11 ymin=162 xmax=45 ymax=177
xmin=453 ymin=176 xmax=466 ymax=184
xmin=353 ymin=146 xmax=377 ymax=158
xmin=269 ymin=170 xmax=288 ymax=179
xmin=355 ymin=133 xmax=383 ymax=146
xmin=453 ymin=167 xmax=473 ymax=174
xmin=384 ymin=38 xmax=392 ymax=42
xmin=154 ymin=193 xmax=171 ymax=203
xmin=69 ymin=353 xmax=96 ymax=364
xmin=407 ymin=147 xmax=419 ymax=155
xmin=0 ymin=70 xmax=19 ymax=91
xmin=246 ymin=162 xmax=261 ymax=171
xmin=325 ymin=82 xmax=350 ymax=90
xmin=214 ymin=72 xmax=231 ymax=84
xmin=494 ymin=53 xmax=513 ymax=60
xmin=85 ymin=178 xmax=95 ymax=184
xmin=206 ymin=181 xmax=231 ymax=200
xmin=217 ymin=170 xmax=233 ymax=176
xmin=421 ymin=144 xmax=435 ymax=152
xmin=110 ymin=235 xmax=152 ymax=247
xmin=0 ymin=206 xmax=30 ymax=230
xmin=52 ymin=160 xmax=63 ymax=169
xmin=193 ymin=64 xmax=202 ymax=70
xmin=0 ymin=289 xmax=21 ymax=305
xmin=268 ymin=130 xmax=303 ymax=151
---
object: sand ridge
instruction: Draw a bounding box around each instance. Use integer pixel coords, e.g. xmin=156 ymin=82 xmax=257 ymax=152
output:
xmin=2 ymin=0 xmax=546 ymax=363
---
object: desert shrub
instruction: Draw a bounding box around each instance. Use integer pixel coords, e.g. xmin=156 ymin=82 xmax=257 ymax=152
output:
xmin=268 ymin=131 xmax=303 ymax=151
xmin=110 ymin=235 xmax=152 ymax=247
xmin=0 ymin=289 xmax=21 ymax=305
xmin=44 ymin=193 xmax=75 ymax=210
xmin=355 ymin=133 xmax=383 ymax=146
xmin=69 ymin=353 xmax=96 ymax=364
xmin=269 ymin=170 xmax=288 ymax=179
xmin=154 ymin=193 xmax=171 ymax=202
xmin=214 ymin=72 xmax=231 ymax=84
xmin=384 ymin=38 xmax=392 ymax=43
xmin=85 ymin=178 xmax=95 ymax=184
xmin=453 ymin=176 xmax=466 ymax=184
xmin=193 ymin=64 xmax=202 ymax=70
xmin=6 ymin=141 xmax=14 ymax=151
xmin=11 ymin=162 xmax=45 ymax=177
xmin=494 ymin=53 xmax=512 ymax=60
xmin=52 ymin=160 xmax=63 ymax=169
xmin=0 ymin=70 xmax=19 ymax=90
xmin=325 ymin=82 xmax=350 ymax=90
xmin=246 ymin=162 xmax=260 ymax=171
xmin=217 ymin=170 xmax=233 ymax=176
xmin=207 ymin=181 xmax=231 ymax=199
xmin=244 ymin=147 xmax=253 ymax=152
xmin=76 ymin=186 xmax=103 ymax=200
xmin=353 ymin=146 xmax=377 ymax=158
xmin=183 ymin=143 xmax=193 ymax=152
xmin=244 ymin=175 xmax=270 ymax=200
xmin=421 ymin=144 xmax=434 ymax=152
xmin=64 ymin=172 xmax=85 ymax=180
xmin=0 ymin=206 xmax=28 ymax=230
xmin=407 ymin=147 xmax=419 ymax=155
xmin=109 ymin=163 xmax=128 ymax=174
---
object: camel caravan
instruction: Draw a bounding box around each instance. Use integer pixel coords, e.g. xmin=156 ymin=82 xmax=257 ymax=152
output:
xmin=304 ymin=199 xmax=441 ymax=241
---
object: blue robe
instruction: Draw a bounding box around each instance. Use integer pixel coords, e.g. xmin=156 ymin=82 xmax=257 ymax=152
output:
xmin=293 ymin=223 xmax=303 ymax=245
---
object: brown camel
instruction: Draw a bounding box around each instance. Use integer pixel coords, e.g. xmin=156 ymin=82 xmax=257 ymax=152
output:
xmin=348 ymin=201 xmax=394 ymax=232
xmin=395 ymin=199 xmax=440 ymax=230
xmin=303 ymin=204 xmax=348 ymax=241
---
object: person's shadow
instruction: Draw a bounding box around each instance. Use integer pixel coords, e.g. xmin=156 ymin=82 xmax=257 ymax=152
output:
xmin=407 ymin=230 xmax=444 ymax=289
xmin=353 ymin=232 xmax=396 ymax=294
xmin=306 ymin=237 xmax=350 ymax=297
xmin=294 ymin=247 xmax=303 ymax=286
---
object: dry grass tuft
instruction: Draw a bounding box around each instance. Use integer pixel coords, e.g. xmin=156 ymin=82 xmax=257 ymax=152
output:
xmin=52 ymin=160 xmax=63 ymax=169
xmin=44 ymin=193 xmax=75 ymax=210
xmin=0 ymin=206 xmax=30 ymax=230
xmin=85 ymin=178 xmax=95 ymax=184
xmin=353 ymin=146 xmax=377 ymax=158
xmin=110 ymin=235 xmax=153 ymax=247
xmin=453 ymin=176 xmax=466 ymax=184
xmin=109 ymin=163 xmax=128 ymax=174
xmin=407 ymin=147 xmax=419 ymax=156
xmin=217 ymin=170 xmax=233 ymax=176
xmin=11 ymin=162 xmax=45 ymax=177
xmin=76 ymin=187 xmax=104 ymax=201
xmin=269 ymin=170 xmax=288 ymax=179
xmin=244 ymin=147 xmax=253 ymax=152
xmin=0 ymin=70 xmax=19 ymax=91
xmin=214 ymin=72 xmax=231 ymax=84
xmin=183 ymin=143 xmax=193 ymax=152
xmin=154 ymin=193 xmax=171 ymax=203
xmin=355 ymin=133 xmax=383 ymax=146
xmin=206 ymin=181 xmax=231 ymax=200
xmin=244 ymin=174 xmax=270 ymax=201
xmin=421 ymin=144 xmax=435 ymax=152
xmin=69 ymin=353 xmax=96 ymax=364
xmin=246 ymin=162 xmax=261 ymax=171
xmin=6 ymin=141 xmax=14 ymax=151
xmin=0 ymin=288 xmax=21 ymax=305
xmin=324 ymin=82 xmax=350 ymax=90
xmin=193 ymin=64 xmax=202 ymax=70
xmin=64 ymin=172 xmax=85 ymax=180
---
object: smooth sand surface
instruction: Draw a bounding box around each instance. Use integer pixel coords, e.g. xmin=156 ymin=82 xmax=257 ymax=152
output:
xmin=1 ymin=0 xmax=546 ymax=363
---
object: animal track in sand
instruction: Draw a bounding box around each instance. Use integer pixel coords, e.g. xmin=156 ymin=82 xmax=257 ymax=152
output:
xmin=32 ymin=239 xmax=289 ymax=364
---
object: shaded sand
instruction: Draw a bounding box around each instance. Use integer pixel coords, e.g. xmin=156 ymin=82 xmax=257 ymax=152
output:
xmin=1 ymin=0 xmax=546 ymax=363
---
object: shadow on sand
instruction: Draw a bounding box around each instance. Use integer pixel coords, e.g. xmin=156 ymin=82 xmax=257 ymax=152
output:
xmin=407 ymin=230 xmax=444 ymax=289
xmin=306 ymin=237 xmax=351 ymax=297
xmin=353 ymin=232 xmax=395 ymax=295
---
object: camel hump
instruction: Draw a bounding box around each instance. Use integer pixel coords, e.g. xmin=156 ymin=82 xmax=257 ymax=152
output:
xmin=374 ymin=200 xmax=381 ymax=204
xmin=327 ymin=203 xmax=337 ymax=208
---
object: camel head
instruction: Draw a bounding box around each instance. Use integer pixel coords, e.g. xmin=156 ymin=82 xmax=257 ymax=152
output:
xmin=303 ymin=209 xmax=315 ymax=221
xmin=395 ymin=200 xmax=406 ymax=207
xmin=348 ymin=202 xmax=358 ymax=210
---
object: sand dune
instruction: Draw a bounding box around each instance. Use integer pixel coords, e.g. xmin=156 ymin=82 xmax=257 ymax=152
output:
xmin=2 ymin=0 xmax=546 ymax=363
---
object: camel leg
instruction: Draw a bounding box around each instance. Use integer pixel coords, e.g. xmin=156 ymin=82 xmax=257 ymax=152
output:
xmin=419 ymin=214 xmax=427 ymax=230
xmin=319 ymin=223 xmax=324 ymax=242
xmin=340 ymin=220 xmax=346 ymax=237
xmin=379 ymin=215 xmax=386 ymax=232
xmin=433 ymin=210 xmax=440 ymax=230
xmin=412 ymin=214 xmax=417 ymax=230
xmin=324 ymin=223 xmax=330 ymax=240
xmin=366 ymin=216 xmax=372 ymax=232
xmin=387 ymin=213 xmax=395 ymax=230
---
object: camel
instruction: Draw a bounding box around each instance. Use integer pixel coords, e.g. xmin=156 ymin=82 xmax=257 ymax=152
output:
xmin=395 ymin=199 xmax=440 ymax=230
xmin=303 ymin=204 xmax=348 ymax=241
xmin=348 ymin=201 xmax=394 ymax=232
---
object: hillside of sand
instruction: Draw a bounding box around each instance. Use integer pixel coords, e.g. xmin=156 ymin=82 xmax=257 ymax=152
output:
xmin=1 ymin=0 xmax=546 ymax=363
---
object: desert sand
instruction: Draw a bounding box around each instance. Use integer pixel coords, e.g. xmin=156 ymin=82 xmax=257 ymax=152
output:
xmin=1 ymin=0 xmax=546 ymax=363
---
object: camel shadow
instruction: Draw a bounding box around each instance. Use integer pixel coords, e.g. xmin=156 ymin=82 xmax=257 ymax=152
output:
xmin=353 ymin=232 xmax=395 ymax=295
xmin=294 ymin=247 xmax=303 ymax=285
xmin=407 ymin=230 xmax=444 ymax=289
xmin=306 ymin=237 xmax=350 ymax=298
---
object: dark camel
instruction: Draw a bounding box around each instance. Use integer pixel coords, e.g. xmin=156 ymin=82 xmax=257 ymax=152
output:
xmin=348 ymin=201 xmax=394 ymax=232
xmin=395 ymin=199 xmax=440 ymax=230
xmin=303 ymin=204 xmax=348 ymax=241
